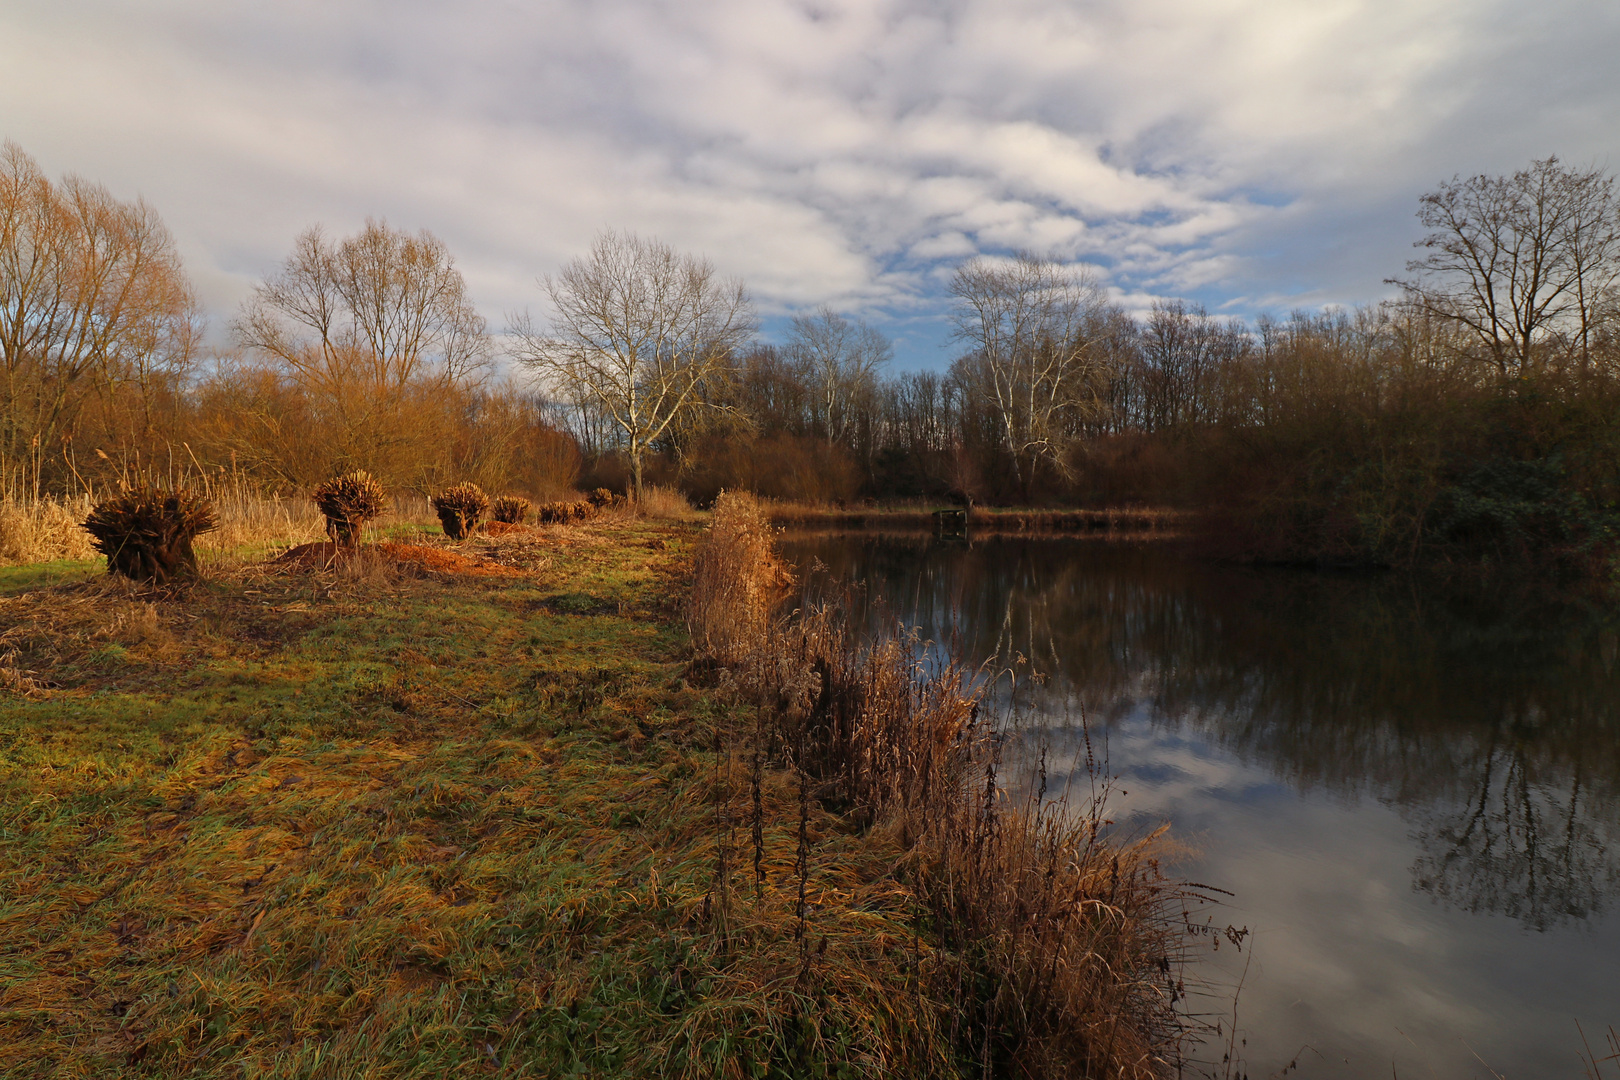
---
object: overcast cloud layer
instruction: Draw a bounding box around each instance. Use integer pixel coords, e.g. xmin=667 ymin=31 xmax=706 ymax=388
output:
xmin=3 ymin=0 xmax=1619 ymax=365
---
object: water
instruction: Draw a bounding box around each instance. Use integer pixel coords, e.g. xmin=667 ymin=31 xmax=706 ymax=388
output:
xmin=778 ymin=531 xmax=1620 ymax=1078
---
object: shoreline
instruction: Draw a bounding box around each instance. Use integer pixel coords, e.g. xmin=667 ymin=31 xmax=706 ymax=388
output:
xmin=766 ymin=504 xmax=1187 ymax=535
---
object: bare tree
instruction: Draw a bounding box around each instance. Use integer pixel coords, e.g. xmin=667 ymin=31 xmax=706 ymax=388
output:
xmin=1137 ymin=300 xmax=1250 ymax=430
xmin=949 ymin=253 xmax=1113 ymax=495
xmin=235 ymin=219 xmax=491 ymax=481
xmin=0 ymin=142 xmax=197 ymax=494
xmin=1391 ymin=158 xmax=1620 ymax=376
xmin=783 ymin=306 xmax=891 ymax=446
xmin=511 ymin=230 xmax=756 ymax=497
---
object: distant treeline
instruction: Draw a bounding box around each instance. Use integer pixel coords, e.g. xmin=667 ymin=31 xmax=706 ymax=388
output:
xmin=572 ymin=157 xmax=1620 ymax=575
xmin=5 ymin=137 xmax=1618 ymax=573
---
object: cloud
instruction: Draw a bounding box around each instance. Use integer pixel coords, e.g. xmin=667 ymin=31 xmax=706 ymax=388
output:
xmin=1 ymin=0 xmax=1617 ymax=366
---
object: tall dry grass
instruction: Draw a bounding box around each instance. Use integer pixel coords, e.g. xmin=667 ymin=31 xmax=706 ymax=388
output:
xmin=0 ymin=496 xmax=98 ymax=563
xmin=688 ymin=491 xmax=1199 ymax=1078
xmin=635 ymin=483 xmax=696 ymax=520
xmin=195 ymin=486 xmax=324 ymax=555
xmin=689 ymin=492 xmax=786 ymax=664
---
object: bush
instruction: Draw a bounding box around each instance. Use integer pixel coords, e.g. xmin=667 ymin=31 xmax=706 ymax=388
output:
xmin=312 ymin=471 xmax=388 ymax=547
xmin=430 ymin=483 xmax=490 ymax=539
xmin=81 ymin=485 xmax=218 ymax=583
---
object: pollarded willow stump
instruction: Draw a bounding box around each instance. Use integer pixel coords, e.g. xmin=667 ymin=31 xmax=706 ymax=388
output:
xmin=81 ymin=486 xmax=219 ymax=584
xmin=492 ymin=495 xmax=531 ymax=525
xmin=431 ymin=482 xmax=490 ymax=539
xmin=313 ymin=471 xmax=389 ymax=547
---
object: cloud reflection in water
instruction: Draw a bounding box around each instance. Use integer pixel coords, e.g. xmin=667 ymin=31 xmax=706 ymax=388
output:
xmin=782 ymin=532 xmax=1620 ymax=1077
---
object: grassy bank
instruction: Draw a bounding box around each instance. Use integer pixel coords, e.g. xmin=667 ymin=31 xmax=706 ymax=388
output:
xmin=0 ymin=506 xmax=1195 ymax=1078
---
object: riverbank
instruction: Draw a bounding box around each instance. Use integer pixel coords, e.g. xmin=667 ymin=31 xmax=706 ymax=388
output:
xmin=0 ymin=514 xmax=1193 ymax=1077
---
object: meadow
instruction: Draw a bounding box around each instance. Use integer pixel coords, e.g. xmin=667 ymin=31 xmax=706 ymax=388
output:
xmin=0 ymin=495 xmax=1197 ymax=1079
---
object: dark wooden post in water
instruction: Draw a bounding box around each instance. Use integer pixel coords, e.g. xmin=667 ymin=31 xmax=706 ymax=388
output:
xmin=933 ymin=507 xmax=969 ymax=537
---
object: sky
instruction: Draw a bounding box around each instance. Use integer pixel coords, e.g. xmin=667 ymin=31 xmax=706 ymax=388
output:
xmin=3 ymin=0 xmax=1619 ymax=369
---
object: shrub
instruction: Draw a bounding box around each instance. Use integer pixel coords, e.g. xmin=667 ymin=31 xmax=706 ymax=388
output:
xmin=312 ymin=471 xmax=388 ymax=547
xmin=81 ymin=485 xmax=218 ymax=583
xmin=492 ymin=495 xmax=531 ymax=524
xmin=431 ymin=482 xmax=490 ymax=539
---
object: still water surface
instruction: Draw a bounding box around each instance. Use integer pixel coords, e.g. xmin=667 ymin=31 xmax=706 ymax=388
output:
xmin=779 ymin=532 xmax=1620 ymax=1078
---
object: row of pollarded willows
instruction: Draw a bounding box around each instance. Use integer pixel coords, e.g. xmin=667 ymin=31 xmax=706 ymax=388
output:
xmin=685 ymin=491 xmax=1207 ymax=1078
xmin=536 ymin=487 xmax=628 ymax=525
xmin=73 ymin=474 xmax=619 ymax=583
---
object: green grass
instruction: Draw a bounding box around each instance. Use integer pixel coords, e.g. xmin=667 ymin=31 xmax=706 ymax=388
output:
xmin=0 ymin=520 xmax=940 ymax=1079
xmin=0 ymin=557 xmax=101 ymax=593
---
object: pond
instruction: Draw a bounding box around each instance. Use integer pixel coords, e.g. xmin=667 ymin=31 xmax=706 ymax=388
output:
xmin=778 ymin=531 xmax=1620 ymax=1078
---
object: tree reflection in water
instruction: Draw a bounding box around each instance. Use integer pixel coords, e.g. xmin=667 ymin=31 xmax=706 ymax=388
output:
xmin=782 ymin=532 xmax=1620 ymax=930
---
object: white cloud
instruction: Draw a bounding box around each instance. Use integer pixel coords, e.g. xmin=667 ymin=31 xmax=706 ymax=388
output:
xmin=1 ymin=0 xmax=1617 ymax=365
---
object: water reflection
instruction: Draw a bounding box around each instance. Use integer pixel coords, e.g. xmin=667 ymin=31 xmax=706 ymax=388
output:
xmin=780 ymin=532 xmax=1620 ymax=1073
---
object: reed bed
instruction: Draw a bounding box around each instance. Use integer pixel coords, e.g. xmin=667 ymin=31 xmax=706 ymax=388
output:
xmin=688 ymin=492 xmax=1199 ymax=1078
xmin=0 ymin=495 xmax=98 ymax=563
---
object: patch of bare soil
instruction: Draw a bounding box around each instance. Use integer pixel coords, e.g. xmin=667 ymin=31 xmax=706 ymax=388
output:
xmin=480 ymin=521 xmax=533 ymax=537
xmin=376 ymin=542 xmax=526 ymax=578
xmin=271 ymin=541 xmax=349 ymax=569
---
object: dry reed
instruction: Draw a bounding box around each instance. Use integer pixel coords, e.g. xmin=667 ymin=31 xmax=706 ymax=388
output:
xmin=0 ymin=495 xmax=98 ymax=563
xmin=689 ymin=491 xmax=1198 ymax=1078
xmin=1583 ymin=1024 xmax=1620 ymax=1079
xmin=636 ymin=484 xmax=696 ymax=520
xmin=688 ymin=492 xmax=791 ymax=666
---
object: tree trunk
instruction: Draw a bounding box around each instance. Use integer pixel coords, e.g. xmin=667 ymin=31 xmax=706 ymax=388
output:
xmin=106 ymin=533 xmax=201 ymax=584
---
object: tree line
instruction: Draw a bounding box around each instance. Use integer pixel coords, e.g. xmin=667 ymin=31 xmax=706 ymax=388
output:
xmin=6 ymin=137 xmax=1619 ymax=570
